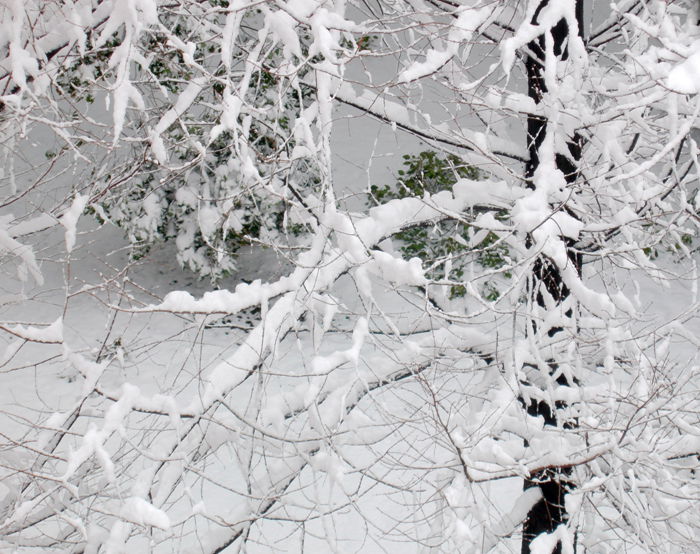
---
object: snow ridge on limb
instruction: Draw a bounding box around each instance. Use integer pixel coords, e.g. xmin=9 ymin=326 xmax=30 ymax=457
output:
xmin=0 ymin=226 xmax=43 ymax=285
xmin=204 ymin=326 xmax=493 ymax=554
xmin=181 ymin=180 xmax=511 ymax=410
xmin=76 ymin=176 xmax=507 ymax=549
xmin=3 ymin=1 xmax=700 ymax=552
xmin=139 ymin=178 xmax=518 ymax=315
xmin=0 ymin=318 xmax=63 ymax=344
xmin=398 ymin=5 xmax=494 ymax=84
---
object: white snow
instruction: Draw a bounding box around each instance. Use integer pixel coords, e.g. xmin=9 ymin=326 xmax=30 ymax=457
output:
xmin=399 ymin=6 xmax=491 ymax=84
xmin=0 ymin=3 xmax=698 ymax=553
xmin=266 ymin=8 xmax=302 ymax=59
xmin=530 ymin=525 xmax=575 ymax=554
xmin=7 ymin=213 xmax=57 ymax=237
xmin=4 ymin=318 xmax=63 ymax=344
xmin=484 ymin=487 xmax=543 ymax=550
xmin=0 ymin=226 xmax=43 ymax=284
xmin=60 ymin=194 xmax=88 ymax=253
xmin=371 ymin=250 xmax=426 ymax=286
xmin=151 ymin=77 xmax=207 ymax=163
xmin=669 ymin=51 xmax=700 ymax=94
xmin=121 ymin=497 xmax=170 ymax=530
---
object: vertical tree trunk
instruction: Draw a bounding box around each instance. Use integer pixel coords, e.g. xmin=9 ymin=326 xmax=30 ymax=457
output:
xmin=521 ymin=2 xmax=584 ymax=553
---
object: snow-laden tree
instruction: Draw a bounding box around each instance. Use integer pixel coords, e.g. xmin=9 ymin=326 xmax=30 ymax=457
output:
xmin=1 ymin=1 xmax=700 ymax=552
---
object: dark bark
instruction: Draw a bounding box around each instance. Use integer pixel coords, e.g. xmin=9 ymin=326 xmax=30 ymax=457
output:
xmin=521 ymin=2 xmax=584 ymax=553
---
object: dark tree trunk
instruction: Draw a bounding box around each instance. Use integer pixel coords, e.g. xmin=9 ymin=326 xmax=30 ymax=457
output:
xmin=521 ymin=2 xmax=584 ymax=553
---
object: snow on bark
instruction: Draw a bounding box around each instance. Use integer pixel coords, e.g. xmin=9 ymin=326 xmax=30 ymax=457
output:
xmin=3 ymin=318 xmax=63 ymax=344
xmin=150 ymin=77 xmax=207 ymax=163
xmin=60 ymin=194 xmax=88 ymax=253
xmin=0 ymin=227 xmax=43 ymax=285
xmin=2 ymin=1 xmax=700 ymax=552
xmin=121 ymin=497 xmax=170 ymax=530
xmin=399 ymin=6 xmax=492 ymax=83
xmin=371 ymin=250 xmax=427 ymax=286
